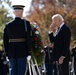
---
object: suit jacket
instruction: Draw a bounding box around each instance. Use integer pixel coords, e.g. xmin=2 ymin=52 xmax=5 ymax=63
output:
xmin=3 ymin=17 xmax=32 ymax=58
xmin=49 ymin=24 xmax=71 ymax=61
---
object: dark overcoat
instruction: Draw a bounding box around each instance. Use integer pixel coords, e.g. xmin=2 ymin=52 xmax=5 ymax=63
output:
xmin=49 ymin=24 xmax=71 ymax=75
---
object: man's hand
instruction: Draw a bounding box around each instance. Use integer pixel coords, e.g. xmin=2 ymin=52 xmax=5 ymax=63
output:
xmin=59 ymin=56 xmax=65 ymax=64
xmin=49 ymin=23 xmax=56 ymax=31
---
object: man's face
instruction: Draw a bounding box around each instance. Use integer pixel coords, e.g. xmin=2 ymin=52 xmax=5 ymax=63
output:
xmin=54 ymin=18 xmax=59 ymax=26
xmin=52 ymin=18 xmax=58 ymax=27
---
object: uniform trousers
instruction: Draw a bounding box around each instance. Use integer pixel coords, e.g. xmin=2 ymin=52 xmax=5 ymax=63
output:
xmin=9 ymin=58 xmax=26 ymax=75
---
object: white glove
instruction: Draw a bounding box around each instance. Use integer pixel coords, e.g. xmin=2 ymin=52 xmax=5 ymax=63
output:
xmin=6 ymin=57 xmax=9 ymax=62
xmin=69 ymin=61 xmax=72 ymax=66
xmin=27 ymin=56 xmax=31 ymax=61
xmin=3 ymin=57 xmax=9 ymax=65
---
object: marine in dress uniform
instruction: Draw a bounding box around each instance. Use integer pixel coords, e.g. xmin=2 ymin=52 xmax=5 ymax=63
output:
xmin=71 ymin=46 xmax=76 ymax=75
xmin=3 ymin=5 xmax=32 ymax=75
xmin=49 ymin=14 xmax=71 ymax=75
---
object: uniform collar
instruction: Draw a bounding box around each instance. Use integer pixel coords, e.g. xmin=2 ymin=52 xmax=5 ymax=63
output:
xmin=15 ymin=17 xmax=22 ymax=20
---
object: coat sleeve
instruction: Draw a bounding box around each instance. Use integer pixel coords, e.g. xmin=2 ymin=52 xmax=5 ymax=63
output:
xmin=26 ymin=21 xmax=32 ymax=55
xmin=3 ymin=25 xmax=9 ymax=56
xmin=62 ymin=28 xmax=71 ymax=57
xmin=48 ymin=33 xmax=55 ymax=43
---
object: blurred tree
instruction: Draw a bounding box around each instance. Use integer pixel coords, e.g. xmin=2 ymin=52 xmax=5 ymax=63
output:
xmin=64 ymin=11 xmax=76 ymax=40
xmin=26 ymin=0 xmax=56 ymax=41
xmin=0 ymin=0 xmax=12 ymax=51
xmin=26 ymin=0 xmax=76 ymax=42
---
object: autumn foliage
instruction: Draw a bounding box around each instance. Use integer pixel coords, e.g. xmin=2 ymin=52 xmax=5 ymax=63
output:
xmin=25 ymin=0 xmax=76 ymax=42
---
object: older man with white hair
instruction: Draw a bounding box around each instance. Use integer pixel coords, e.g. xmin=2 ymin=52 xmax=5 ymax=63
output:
xmin=49 ymin=14 xmax=71 ymax=75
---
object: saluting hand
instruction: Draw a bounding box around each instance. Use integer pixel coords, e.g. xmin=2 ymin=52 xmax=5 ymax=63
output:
xmin=49 ymin=23 xmax=56 ymax=31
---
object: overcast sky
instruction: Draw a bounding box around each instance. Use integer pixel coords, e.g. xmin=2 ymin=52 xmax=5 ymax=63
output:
xmin=11 ymin=0 xmax=32 ymax=11
xmin=11 ymin=0 xmax=32 ymax=17
xmin=2 ymin=0 xmax=32 ymax=17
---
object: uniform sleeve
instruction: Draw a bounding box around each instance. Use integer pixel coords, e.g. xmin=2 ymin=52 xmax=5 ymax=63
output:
xmin=26 ymin=21 xmax=32 ymax=55
xmin=3 ymin=25 xmax=9 ymax=56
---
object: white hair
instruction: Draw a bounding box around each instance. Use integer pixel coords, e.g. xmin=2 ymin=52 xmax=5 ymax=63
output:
xmin=52 ymin=14 xmax=64 ymax=21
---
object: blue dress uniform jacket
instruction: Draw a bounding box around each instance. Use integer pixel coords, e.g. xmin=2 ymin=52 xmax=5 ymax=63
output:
xmin=3 ymin=17 xmax=32 ymax=58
